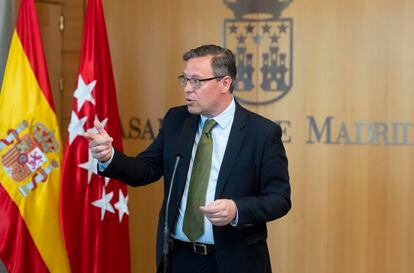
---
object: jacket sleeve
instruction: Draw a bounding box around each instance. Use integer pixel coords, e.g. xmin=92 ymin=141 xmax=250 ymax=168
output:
xmin=98 ymin=109 xmax=173 ymax=187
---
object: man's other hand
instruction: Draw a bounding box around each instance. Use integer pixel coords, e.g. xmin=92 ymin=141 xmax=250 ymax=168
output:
xmin=201 ymin=199 xmax=237 ymax=226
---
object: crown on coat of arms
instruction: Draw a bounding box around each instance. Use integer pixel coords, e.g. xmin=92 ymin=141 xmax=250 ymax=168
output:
xmin=223 ymin=0 xmax=292 ymax=19
xmin=33 ymin=123 xmax=59 ymax=153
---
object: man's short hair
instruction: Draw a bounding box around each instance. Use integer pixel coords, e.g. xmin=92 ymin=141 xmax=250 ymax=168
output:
xmin=183 ymin=44 xmax=237 ymax=92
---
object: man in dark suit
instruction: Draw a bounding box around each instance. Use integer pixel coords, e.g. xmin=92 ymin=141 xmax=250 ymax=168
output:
xmin=86 ymin=44 xmax=291 ymax=273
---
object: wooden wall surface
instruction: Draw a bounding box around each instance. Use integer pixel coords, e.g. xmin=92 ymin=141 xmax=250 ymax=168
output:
xmin=59 ymin=0 xmax=414 ymax=272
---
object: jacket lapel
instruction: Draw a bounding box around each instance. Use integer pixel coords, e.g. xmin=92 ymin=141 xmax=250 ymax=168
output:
xmin=174 ymin=115 xmax=199 ymax=200
xmin=215 ymin=102 xmax=248 ymax=199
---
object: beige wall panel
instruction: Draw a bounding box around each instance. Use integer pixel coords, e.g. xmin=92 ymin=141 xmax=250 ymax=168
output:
xmin=62 ymin=0 xmax=84 ymax=52
xmin=36 ymin=2 xmax=63 ymax=129
xmin=58 ymin=0 xmax=414 ymax=272
xmin=61 ymin=51 xmax=80 ymax=143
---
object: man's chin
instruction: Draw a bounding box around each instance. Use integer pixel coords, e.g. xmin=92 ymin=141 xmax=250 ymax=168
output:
xmin=187 ymin=105 xmax=201 ymax=114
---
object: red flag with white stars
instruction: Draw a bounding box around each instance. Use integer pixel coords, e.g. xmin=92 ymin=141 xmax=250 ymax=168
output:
xmin=60 ymin=0 xmax=131 ymax=272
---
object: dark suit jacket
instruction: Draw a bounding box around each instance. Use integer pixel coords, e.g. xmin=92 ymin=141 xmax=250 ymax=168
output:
xmin=101 ymin=101 xmax=291 ymax=273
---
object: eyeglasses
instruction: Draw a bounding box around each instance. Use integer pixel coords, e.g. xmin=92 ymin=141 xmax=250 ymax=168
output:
xmin=178 ymin=75 xmax=225 ymax=89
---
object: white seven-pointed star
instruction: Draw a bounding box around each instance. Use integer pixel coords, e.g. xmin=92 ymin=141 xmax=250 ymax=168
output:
xmin=68 ymin=111 xmax=87 ymax=145
xmin=114 ymin=189 xmax=129 ymax=223
xmin=74 ymin=75 xmax=96 ymax=111
xmin=91 ymin=186 xmax=115 ymax=221
xmin=78 ymin=148 xmax=98 ymax=184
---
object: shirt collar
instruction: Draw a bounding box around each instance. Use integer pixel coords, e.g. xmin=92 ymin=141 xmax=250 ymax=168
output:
xmin=200 ymin=97 xmax=235 ymax=129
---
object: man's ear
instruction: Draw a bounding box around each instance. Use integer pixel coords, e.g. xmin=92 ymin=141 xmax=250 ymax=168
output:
xmin=221 ymin=76 xmax=232 ymax=93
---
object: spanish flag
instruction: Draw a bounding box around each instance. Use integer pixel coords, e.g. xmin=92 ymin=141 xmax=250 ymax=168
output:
xmin=0 ymin=0 xmax=71 ymax=272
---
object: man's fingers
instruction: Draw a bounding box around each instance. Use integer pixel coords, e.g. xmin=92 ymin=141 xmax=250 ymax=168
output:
xmin=95 ymin=148 xmax=112 ymax=160
xmin=203 ymin=212 xmax=223 ymax=220
xmin=84 ymin=132 xmax=99 ymax=141
xmin=203 ymin=212 xmax=220 ymax=218
xmin=94 ymin=119 xmax=111 ymax=138
xmin=200 ymin=207 xmax=223 ymax=217
xmin=201 ymin=201 xmax=224 ymax=213
xmin=87 ymin=138 xmax=110 ymax=149
xmin=92 ymin=144 xmax=112 ymax=153
xmin=84 ymin=131 xmax=112 ymax=145
xmin=201 ymin=199 xmax=237 ymax=227
xmin=205 ymin=212 xmax=233 ymax=226
xmin=94 ymin=137 xmax=113 ymax=146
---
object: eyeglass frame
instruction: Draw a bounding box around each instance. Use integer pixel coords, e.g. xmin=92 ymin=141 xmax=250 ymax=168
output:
xmin=178 ymin=75 xmax=227 ymax=89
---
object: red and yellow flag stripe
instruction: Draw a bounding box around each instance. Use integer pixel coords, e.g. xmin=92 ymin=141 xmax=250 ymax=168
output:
xmin=0 ymin=0 xmax=71 ymax=272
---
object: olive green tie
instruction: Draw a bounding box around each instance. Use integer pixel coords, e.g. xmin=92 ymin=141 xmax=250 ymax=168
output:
xmin=183 ymin=119 xmax=217 ymax=242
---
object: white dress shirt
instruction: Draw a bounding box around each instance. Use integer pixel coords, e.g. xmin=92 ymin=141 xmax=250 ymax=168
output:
xmin=172 ymin=98 xmax=236 ymax=244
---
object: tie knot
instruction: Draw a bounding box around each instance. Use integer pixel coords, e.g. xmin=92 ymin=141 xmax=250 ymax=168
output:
xmin=203 ymin=119 xmax=217 ymax=135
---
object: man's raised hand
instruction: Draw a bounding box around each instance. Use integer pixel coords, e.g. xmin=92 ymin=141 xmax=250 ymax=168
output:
xmin=84 ymin=119 xmax=114 ymax=162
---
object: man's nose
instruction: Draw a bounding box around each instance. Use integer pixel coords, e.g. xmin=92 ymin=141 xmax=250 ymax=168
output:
xmin=183 ymin=80 xmax=193 ymax=93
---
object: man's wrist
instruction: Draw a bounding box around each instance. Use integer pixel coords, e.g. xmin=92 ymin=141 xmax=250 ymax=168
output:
xmin=97 ymin=147 xmax=114 ymax=171
xmin=230 ymin=201 xmax=239 ymax=226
